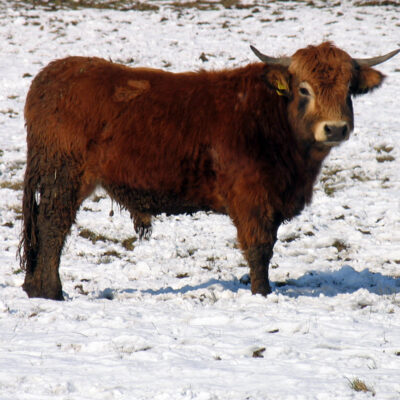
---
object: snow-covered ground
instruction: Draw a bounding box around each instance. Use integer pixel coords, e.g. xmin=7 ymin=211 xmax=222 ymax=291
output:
xmin=0 ymin=1 xmax=399 ymax=399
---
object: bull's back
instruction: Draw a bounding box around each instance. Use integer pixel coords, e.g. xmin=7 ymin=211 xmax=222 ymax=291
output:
xmin=25 ymin=57 xmax=221 ymax=203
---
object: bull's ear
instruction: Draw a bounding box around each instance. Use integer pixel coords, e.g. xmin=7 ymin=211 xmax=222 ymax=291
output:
xmin=264 ymin=67 xmax=291 ymax=97
xmin=352 ymin=66 xmax=385 ymax=95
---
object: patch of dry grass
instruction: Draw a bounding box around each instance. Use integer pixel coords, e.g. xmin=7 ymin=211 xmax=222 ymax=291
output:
xmin=78 ymin=228 xmax=119 ymax=244
xmin=121 ymin=236 xmax=137 ymax=251
xmin=0 ymin=181 xmax=23 ymax=191
xmin=8 ymin=0 xmax=298 ymax=11
xmin=354 ymin=0 xmax=399 ymax=6
xmin=347 ymin=377 xmax=376 ymax=396
xmin=332 ymin=239 xmax=349 ymax=253
xmin=13 ymin=0 xmax=160 ymax=11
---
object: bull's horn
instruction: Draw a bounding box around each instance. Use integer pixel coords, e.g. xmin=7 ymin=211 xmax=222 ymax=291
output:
xmin=250 ymin=45 xmax=291 ymax=67
xmin=354 ymin=48 xmax=400 ymax=67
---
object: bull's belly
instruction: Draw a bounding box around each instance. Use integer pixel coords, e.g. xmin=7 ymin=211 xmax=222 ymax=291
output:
xmin=102 ymin=182 xmax=216 ymax=216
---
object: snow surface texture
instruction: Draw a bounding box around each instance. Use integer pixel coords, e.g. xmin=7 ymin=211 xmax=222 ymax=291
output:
xmin=0 ymin=1 xmax=400 ymax=399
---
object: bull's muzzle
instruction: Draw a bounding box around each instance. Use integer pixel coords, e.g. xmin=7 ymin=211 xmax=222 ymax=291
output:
xmin=314 ymin=121 xmax=351 ymax=146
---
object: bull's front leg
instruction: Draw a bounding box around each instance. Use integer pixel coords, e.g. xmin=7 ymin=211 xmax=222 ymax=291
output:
xmin=233 ymin=208 xmax=281 ymax=296
xmin=222 ymin=163 xmax=282 ymax=295
xmin=245 ymin=244 xmax=275 ymax=295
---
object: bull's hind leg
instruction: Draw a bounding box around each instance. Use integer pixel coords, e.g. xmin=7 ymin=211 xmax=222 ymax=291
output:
xmin=103 ymin=183 xmax=153 ymax=239
xmin=132 ymin=211 xmax=153 ymax=239
xmin=22 ymin=159 xmax=84 ymax=300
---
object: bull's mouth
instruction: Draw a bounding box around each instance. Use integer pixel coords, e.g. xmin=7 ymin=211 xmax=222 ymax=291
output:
xmin=319 ymin=140 xmax=343 ymax=148
xmin=311 ymin=139 xmax=343 ymax=151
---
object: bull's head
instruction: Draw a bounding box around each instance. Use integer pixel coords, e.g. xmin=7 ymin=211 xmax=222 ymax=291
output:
xmin=251 ymin=42 xmax=399 ymax=149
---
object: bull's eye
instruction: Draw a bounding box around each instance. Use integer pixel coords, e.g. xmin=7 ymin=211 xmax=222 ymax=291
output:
xmin=299 ymin=87 xmax=310 ymax=96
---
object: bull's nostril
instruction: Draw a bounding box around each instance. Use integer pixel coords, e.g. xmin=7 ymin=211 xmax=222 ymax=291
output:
xmin=322 ymin=122 xmax=349 ymax=142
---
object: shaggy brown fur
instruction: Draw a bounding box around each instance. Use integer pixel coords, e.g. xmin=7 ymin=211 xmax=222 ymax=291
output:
xmin=20 ymin=42 xmax=390 ymax=299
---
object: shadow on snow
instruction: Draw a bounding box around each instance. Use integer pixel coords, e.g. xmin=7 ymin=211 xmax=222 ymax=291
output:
xmin=119 ymin=265 xmax=400 ymax=298
xmin=274 ymin=265 xmax=400 ymax=298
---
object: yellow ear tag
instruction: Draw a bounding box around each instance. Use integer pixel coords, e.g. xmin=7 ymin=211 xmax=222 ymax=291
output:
xmin=275 ymin=80 xmax=288 ymax=96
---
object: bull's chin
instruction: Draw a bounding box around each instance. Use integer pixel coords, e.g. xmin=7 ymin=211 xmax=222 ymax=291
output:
xmin=314 ymin=140 xmax=342 ymax=149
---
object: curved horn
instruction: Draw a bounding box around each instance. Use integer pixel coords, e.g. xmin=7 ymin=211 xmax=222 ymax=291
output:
xmin=354 ymin=48 xmax=400 ymax=67
xmin=250 ymin=45 xmax=291 ymax=67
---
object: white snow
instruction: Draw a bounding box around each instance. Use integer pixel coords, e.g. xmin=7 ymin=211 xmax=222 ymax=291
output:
xmin=0 ymin=1 xmax=400 ymax=399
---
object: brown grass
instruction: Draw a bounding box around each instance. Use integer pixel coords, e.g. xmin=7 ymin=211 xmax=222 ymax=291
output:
xmin=252 ymin=347 xmax=266 ymax=358
xmin=121 ymin=236 xmax=137 ymax=251
xmin=11 ymin=0 xmax=280 ymax=11
xmin=347 ymin=377 xmax=376 ymax=396
xmin=354 ymin=0 xmax=399 ymax=6
xmin=0 ymin=181 xmax=23 ymax=191
xmin=15 ymin=0 xmax=160 ymax=11
xmin=78 ymin=228 xmax=119 ymax=244
xmin=332 ymin=239 xmax=349 ymax=253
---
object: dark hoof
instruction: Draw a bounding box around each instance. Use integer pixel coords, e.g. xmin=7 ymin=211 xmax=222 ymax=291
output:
xmin=251 ymin=280 xmax=272 ymax=296
xmin=23 ymin=279 xmax=64 ymax=301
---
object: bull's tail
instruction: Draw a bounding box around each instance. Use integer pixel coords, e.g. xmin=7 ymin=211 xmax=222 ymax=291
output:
xmin=18 ymin=141 xmax=41 ymax=275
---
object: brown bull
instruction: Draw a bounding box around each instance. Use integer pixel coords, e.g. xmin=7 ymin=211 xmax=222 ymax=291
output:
xmin=19 ymin=42 xmax=399 ymax=300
